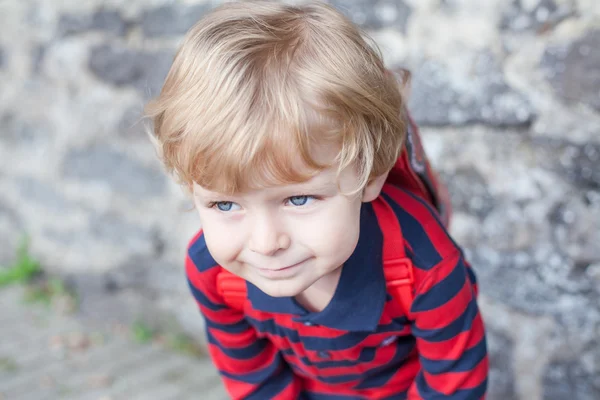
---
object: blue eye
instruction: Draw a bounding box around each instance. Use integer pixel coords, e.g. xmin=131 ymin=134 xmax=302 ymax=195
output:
xmin=213 ymin=201 xmax=240 ymax=211
xmin=217 ymin=202 xmax=232 ymax=211
xmin=288 ymin=195 xmax=315 ymax=206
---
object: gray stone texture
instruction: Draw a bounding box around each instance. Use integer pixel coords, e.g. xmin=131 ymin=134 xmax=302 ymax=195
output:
xmin=1 ymin=0 xmax=599 ymax=399
xmin=542 ymin=30 xmax=600 ymax=111
xmin=487 ymin=329 xmax=517 ymax=400
xmin=328 ymin=0 xmax=412 ymax=32
xmin=500 ymin=0 xmax=574 ymax=32
xmin=57 ymin=9 xmax=129 ymax=37
xmin=0 ymin=46 xmax=5 ymax=69
xmin=62 ymin=144 xmax=166 ymax=198
xmin=408 ymin=52 xmax=536 ymax=127
xmin=88 ymin=43 xmax=174 ymax=96
xmin=141 ymin=4 xmax=211 ymax=37
xmin=0 ymin=112 xmax=51 ymax=147
xmin=0 ymin=286 xmax=227 ymax=399
xmin=543 ymin=346 xmax=600 ymax=400
xmin=16 ymin=177 xmax=74 ymax=212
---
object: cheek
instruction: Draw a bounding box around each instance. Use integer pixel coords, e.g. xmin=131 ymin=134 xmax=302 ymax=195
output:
xmin=301 ymin=198 xmax=361 ymax=257
xmin=197 ymin=211 xmax=242 ymax=263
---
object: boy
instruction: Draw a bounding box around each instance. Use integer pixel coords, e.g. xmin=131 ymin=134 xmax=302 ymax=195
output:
xmin=146 ymin=2 xmax=488 ymax=399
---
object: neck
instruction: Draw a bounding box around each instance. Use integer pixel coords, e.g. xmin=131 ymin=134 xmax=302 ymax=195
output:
xmin=294 ymin=266 xmax=342 ymax=312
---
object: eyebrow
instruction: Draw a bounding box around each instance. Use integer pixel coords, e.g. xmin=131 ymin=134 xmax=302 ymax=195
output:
xmin=192 ymin=173 xmax=339 ymax=200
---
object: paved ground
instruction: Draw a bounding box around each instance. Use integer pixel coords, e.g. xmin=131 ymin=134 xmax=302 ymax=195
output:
xmin=0 ymin=286 xmax=227 ymax=400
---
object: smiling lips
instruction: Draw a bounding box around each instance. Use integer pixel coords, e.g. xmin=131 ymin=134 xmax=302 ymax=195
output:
xmin=255 ymin=260 xmax=307 ymax=278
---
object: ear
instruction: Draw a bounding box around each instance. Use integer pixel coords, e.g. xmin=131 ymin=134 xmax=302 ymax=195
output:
xmin=361 ymin=171 xmax=389 ymax=203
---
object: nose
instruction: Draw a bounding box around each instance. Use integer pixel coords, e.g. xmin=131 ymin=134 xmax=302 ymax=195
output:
xmin=248 ymin=213 xmax=290 ymax=256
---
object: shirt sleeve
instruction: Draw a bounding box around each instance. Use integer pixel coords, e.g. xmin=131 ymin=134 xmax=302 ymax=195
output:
xmin=185 ymin=247 xmax=302 ymax=400
xmin=407 ymin=249 xmax=489 ymax=400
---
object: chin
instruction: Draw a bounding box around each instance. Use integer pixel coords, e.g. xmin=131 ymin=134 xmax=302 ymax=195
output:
xmin=255 ymin=280 xmax=307 ymax=298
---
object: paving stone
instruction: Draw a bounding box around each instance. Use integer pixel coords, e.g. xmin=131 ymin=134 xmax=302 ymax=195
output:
xmin=88 ymin=43 xmax=174 ymax=97
xmin=408 ymin=52 xmax=536 ymax=127
xmin=0 ymin=200 xmax=23 ymax=263
xmin=0 ymin=46 xmax=6 ymax=69
xmin=141 ymin=4 xmax=211 ymax=37
xmin=542 ymin=30 xmax=600 ymax=111
xmin=109 ymin=353 xmax=191 ymax=397
xmin=328 ymin=0 xmax=412 ymax=32
xmin=62 ymin=144 xmax=166 ymax=198
xmin=57 ymin=9 xmax=129 ymax=37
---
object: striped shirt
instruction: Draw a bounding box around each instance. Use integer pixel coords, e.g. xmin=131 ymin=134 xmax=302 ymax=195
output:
xmin=186 ymin=185 xmax=489 ymax=399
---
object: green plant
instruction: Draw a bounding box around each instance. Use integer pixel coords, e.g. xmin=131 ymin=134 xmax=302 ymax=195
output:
xmin=24 ymin=277 xmax=74 ymax=306
xmin=0 ymin=237 xmax=41 ymax=287
xmin=0 ymin=356 xmax=18 ymax=373
xmin=131 ymin=321 xmax=155 ymax=344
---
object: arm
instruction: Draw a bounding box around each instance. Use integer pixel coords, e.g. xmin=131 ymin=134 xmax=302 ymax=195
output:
xmin=185 ymin=252 xmax=302 ymax=399
xmin=407 ymin=250 xmax=489 ymax=400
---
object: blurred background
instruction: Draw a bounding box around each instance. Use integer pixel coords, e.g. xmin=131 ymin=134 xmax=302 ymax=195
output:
xmin=0 ymin=0 xmax=598 ymax=399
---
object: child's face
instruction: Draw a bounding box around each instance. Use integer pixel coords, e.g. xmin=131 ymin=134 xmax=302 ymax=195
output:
xmin=191 ymin=147 xmax=377 ymax=298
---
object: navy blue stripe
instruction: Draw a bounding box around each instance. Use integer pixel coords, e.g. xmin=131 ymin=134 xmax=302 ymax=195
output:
xmin=188 ymin=233 xmax=219 ymax=272
xmin=206 ymin=329 xmax=267 ymax=360
xmin=246 ymin=317 xmax=371 ymax=351
xmin=204 ymin=317 xmax=249 ymax=334
xmin=398 ymin=189 xmax=447 ymax=232
xmin=420 ymin=336 xmax=487 ymax=374
xmin=219 ymin=354 xmax=281 ymax=384
xmin=187 ymin=279 xmax=226 ymax=311
xmin=466 ymin=266 xmax=477 ymax=286
xmin=382 ymin=393 xmax=408 ymax=400
xmin=246 ymin=363 xmax=295 ymax=399
xmin=292 ymin=335 xmax=415 ymax=370
xmin=381 ymin=192 xmax=442 ymax=270
xmin=411 ymin=296 xmax=479 ymax=342
xmin=355 ymin=339 xmax=415 ymax=389
xmin=410 ymin=255 xmax=467 ymax=312
xmin=302 ymin=392 xmax=365 ymax=400
xmin=378 ymin=314 xmax=411 ymax=332
xmin=416 ymin=374 xmax=488 ymax=400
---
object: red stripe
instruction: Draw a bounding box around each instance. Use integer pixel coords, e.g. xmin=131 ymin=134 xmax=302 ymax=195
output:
xmin=413 ymin=278 xmax=473 ymax=330
xmin=208 ymin=342 xmax=278 ymax=375
xmin=209 ymin=325 xmax=260 ymax=349
xmin=383 ymin=185 xmax=456 ymax=258
xmin=423 ymin=356 xmax=489 ymax=394
xmin=417 ymin=314 xmax=486 ymax=360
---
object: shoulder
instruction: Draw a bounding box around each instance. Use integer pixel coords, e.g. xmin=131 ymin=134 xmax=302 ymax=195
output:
xmin=379 ymin=184 xmax=462 ymax=272
xmin=187 ymin=230 xmax=220 ymax=272
xmin=185 ymin=230 xmax=222 ymax=295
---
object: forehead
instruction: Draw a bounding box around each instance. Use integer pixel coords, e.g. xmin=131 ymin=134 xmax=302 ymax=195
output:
xmin=193 ymin=155 xmax=341 ymax=197
xmin=195 ymin=137 xmax=344 ymax=195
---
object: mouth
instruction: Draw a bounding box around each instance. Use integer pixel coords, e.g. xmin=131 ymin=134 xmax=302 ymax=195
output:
xmin=253 ymin=259 xmax=308 ymax=278
xmin=257 ymin=260 xmax=305 ymax=273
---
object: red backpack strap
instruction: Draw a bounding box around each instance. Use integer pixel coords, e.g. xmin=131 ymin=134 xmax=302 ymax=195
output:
xmin=371 ymin=194 xmax=415 ymax=318
xmin=216 ymin=269 xmax=247 ymax=311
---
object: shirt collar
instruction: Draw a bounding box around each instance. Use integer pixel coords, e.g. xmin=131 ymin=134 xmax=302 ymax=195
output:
xmin=247 ymin=202 xmax=387 ymax=332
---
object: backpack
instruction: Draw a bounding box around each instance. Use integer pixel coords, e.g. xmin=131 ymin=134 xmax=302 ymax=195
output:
xmin=216 ymin=105 xmax=451 ymax=317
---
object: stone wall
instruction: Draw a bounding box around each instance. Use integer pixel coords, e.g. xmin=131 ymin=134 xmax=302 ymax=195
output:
xmin=0 ymin=0 xmax=598 ymax=399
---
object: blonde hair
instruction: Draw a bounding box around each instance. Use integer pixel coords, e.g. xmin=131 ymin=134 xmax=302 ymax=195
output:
xmin=145 ymin=1 xmax=407 ymax=195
